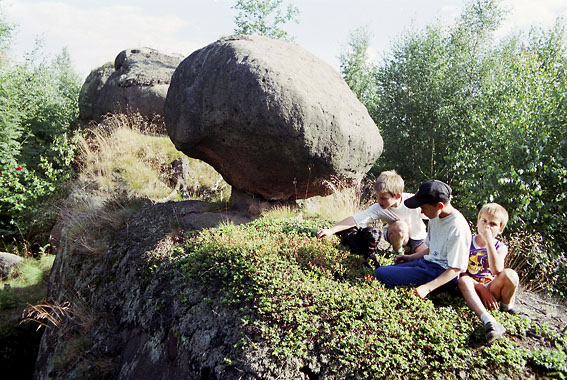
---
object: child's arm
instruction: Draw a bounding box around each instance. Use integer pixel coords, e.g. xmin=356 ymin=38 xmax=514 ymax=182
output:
xmin=414 ymin=267 xmax=461 ymax=298
xmin=394 ymin=247 xmax=428 ymax=264
xmin=316 ymin=216 xmax=357 ymax=240
xmin=478 ymin=226 xmax=506 ymax=274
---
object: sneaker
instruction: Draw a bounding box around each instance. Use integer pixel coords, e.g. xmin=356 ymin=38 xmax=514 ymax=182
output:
xmin=501 ymin=305 xmax=521 ymax=315
xmin=485 ymin=320 xmax=506 ymax=343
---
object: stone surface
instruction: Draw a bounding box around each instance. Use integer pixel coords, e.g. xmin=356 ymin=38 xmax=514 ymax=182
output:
xmin=79 ymin=47 xmax=183 ymax=123
xmin=165 ymin=35 xmax=383 ymax=201
xmin=0 ymin=252 xmax=23 ymax=279
xmin=34 ymin=201 xmax=307 ymax=380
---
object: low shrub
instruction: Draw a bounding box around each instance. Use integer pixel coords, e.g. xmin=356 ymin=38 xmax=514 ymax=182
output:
xmin=174 ymin=213 xmax=567 ymax=378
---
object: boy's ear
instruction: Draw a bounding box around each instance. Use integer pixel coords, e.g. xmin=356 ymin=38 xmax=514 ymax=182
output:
xmin=395 ymin=193 xmax=402 ymax=199
xmin=437 ymin=202 xmax=445 ymax=210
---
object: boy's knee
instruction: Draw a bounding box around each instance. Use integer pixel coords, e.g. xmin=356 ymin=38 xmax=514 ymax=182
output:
xmin=457 ymin=275 xmax=474 ymax=290
xmin=389 ymin=221 xmax=409 ymax=236
xmin=500 ymin=268 xmax=519 ymax=287
xmin=374 ymin=267 xmax=394 ymax=288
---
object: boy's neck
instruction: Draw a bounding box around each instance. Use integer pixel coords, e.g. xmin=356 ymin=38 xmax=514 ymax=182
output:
xmin=475 ymin=235 xmax=487 ymax=247
xmin=439 ymin=202 xmax=455 ymax=218
xmin=392 ymin=195 xmax=403 ymax=208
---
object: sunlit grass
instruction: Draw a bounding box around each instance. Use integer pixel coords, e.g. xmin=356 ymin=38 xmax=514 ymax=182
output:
xmin=77 ymin=112 xmax=229 ymax=202
xmin=0 ymin=255 xmax=55 ymax=312
xmin=299 ymin=178 xmax=366 ymax=222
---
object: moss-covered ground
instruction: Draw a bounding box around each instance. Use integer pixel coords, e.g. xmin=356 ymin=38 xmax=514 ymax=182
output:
xmin=175 ymin=213 xmax=567 ymax=379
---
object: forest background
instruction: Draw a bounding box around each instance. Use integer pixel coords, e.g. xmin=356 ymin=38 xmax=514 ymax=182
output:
xmin=0 ymin=0 xmax=566 ymax=299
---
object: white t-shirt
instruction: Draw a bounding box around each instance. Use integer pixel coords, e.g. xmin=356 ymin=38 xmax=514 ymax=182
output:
xmin=424 ymin=210 xmax=471 ymax=271
xmin=352 ymin=193 xmax=427 ymax=240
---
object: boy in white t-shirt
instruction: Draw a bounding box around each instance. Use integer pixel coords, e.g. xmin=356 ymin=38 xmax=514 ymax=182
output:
xmin=316 ymin=170 xmax=427 ymax=254
xmin=375 ymin=180 xmax=472 ymax=298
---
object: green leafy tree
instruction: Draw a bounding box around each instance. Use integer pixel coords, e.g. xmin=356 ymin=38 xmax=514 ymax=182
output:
xmin=339 ymin=26 xmax=378 ymax=111
xmin=232 ymin=0 xmax=300 ymax=41
xmin=457 ymin=22 xmax=567 ymax=248
xmin=373 ymin=0 xmax=503 ymax=187
xmin=0 ymin=17 xmax=81 ymax=247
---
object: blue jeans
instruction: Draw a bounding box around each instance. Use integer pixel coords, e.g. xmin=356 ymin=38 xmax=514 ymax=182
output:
xmin=375 ymin=258 xmax=458 ymax=289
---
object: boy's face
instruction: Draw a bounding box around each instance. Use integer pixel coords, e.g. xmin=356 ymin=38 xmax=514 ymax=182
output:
xmin=420 ymin=203 xmax=443 ymax=219
xmin=375 ymin=191 xmax=400 ymax=209
xmin=477 ymin=212 xmax=503 ymax=237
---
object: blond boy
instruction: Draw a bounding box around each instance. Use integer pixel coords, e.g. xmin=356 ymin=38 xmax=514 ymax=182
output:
xmin=458 ymin=203 xmax=520 ymax=343
xmin=316 ymin=170 xmax=427 ymax=254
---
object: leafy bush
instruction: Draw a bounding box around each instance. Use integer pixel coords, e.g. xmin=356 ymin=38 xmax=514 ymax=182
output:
xmin=0 ymin=35 xmax=81 ymax=246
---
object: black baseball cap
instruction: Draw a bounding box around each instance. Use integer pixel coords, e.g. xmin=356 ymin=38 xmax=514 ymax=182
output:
xmin=404 ymin=180 xmax=452 ymax=209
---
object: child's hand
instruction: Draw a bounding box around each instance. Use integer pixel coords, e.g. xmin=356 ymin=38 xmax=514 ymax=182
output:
xmin=477 ymin=285 xmax=499 ymax=310
xmin=316 ymin=229 xmax=331 ymax=240
xmin=478 ymin=225 xmax=493 ymax=241
xmin=413 ymin=285 xmax=429 ymax=299
xmin=394 ymin=254 xmax=412 ymax=264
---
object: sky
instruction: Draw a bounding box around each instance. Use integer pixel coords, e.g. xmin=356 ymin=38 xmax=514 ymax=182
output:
xmin=1 ymin=0 xmax=566 ymax=81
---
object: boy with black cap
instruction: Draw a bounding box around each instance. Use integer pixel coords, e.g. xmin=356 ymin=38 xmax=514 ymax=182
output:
xmin=374 ymin=179 xmax=472 ymax=299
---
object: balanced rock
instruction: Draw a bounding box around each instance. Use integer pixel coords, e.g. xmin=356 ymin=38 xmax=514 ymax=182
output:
xmin=79 ymin=47 xmax=183 ymax=122
xmin=165 ymin=35 xmax=383 ymax=201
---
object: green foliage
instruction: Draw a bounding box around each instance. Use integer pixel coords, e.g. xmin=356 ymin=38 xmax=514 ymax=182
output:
xmin=0 ymin=36 xmax=81 ymax=244
xmin=174 ymin=214 xmax=567 ymax=378
xmin=456 ymin=23 xmax=567 ymax=255
xmin=232 ymin=0 xmax=300 ymax=41
xmin=0 ymin=11 xmax=13 ymax=55
xmin=339 ymin=26 xmax=377 ymax=108
xmin=0 ymin=254 xmax=55 ymax=311
xmin=371 ymin=0 xmax=504 ymax=184
xmin=341 ymin=0 xmax=567 ymax=295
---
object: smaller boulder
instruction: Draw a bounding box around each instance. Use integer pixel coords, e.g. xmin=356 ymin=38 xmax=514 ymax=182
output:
xmin=79 ymin=47 xmax=183 ymax=123
xmin=0 ymin=252 xmax=23 ymax=279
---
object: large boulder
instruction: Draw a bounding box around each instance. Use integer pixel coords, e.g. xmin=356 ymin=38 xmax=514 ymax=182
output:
xmin=165 ymin=35 xmax=383 ymax=201
xmin=79 ymin=47 xmax=183 ymax=123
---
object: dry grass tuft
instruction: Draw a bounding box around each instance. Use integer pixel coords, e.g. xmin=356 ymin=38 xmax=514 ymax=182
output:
xmin=299 ymin=177 xmax=372 ymax=222
xmin=503 ymin=231 xmax=565 ymax=294
xmin=21 ymin=299 xmax=72 ymax=330
xmin=261 ymin=205 xmax=299 ymax=220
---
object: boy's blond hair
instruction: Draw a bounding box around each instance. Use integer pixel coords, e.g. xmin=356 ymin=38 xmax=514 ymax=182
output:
xmin=374 ymin=170 xmax=404 ymax=196
xmin=478 ymin=203 xmax=509 ymax=232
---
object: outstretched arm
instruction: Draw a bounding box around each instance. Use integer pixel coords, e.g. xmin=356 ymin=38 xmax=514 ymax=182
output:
xmin=316 ymin=216 xmax=357 ymax=240
xmin=414 ymin=267 xmax=461 ymax=298
xmin=394 ymin=247 xmax=429 ymax=264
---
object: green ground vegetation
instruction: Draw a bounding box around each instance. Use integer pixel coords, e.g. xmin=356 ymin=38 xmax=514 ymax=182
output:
xmin=175 ymin=212 xmax=567 ymax=379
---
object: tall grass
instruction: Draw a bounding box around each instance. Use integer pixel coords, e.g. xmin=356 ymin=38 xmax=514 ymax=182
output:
xmin=77 ymin=113 xmax=228 ymax=201
xmin=299 ymin=178 xmax=370 ymax=222
xmin=56 ymin=112 xmax=230 ymax=255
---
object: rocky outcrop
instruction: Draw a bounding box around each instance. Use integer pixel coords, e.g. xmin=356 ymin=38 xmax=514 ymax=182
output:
xmin=34 ymin=201 xmax=309 ymax=380
xmin=165 ymin=35 xmax=383 ymax=201
xmin=79 ymin=47 xmax=183 ymax=123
